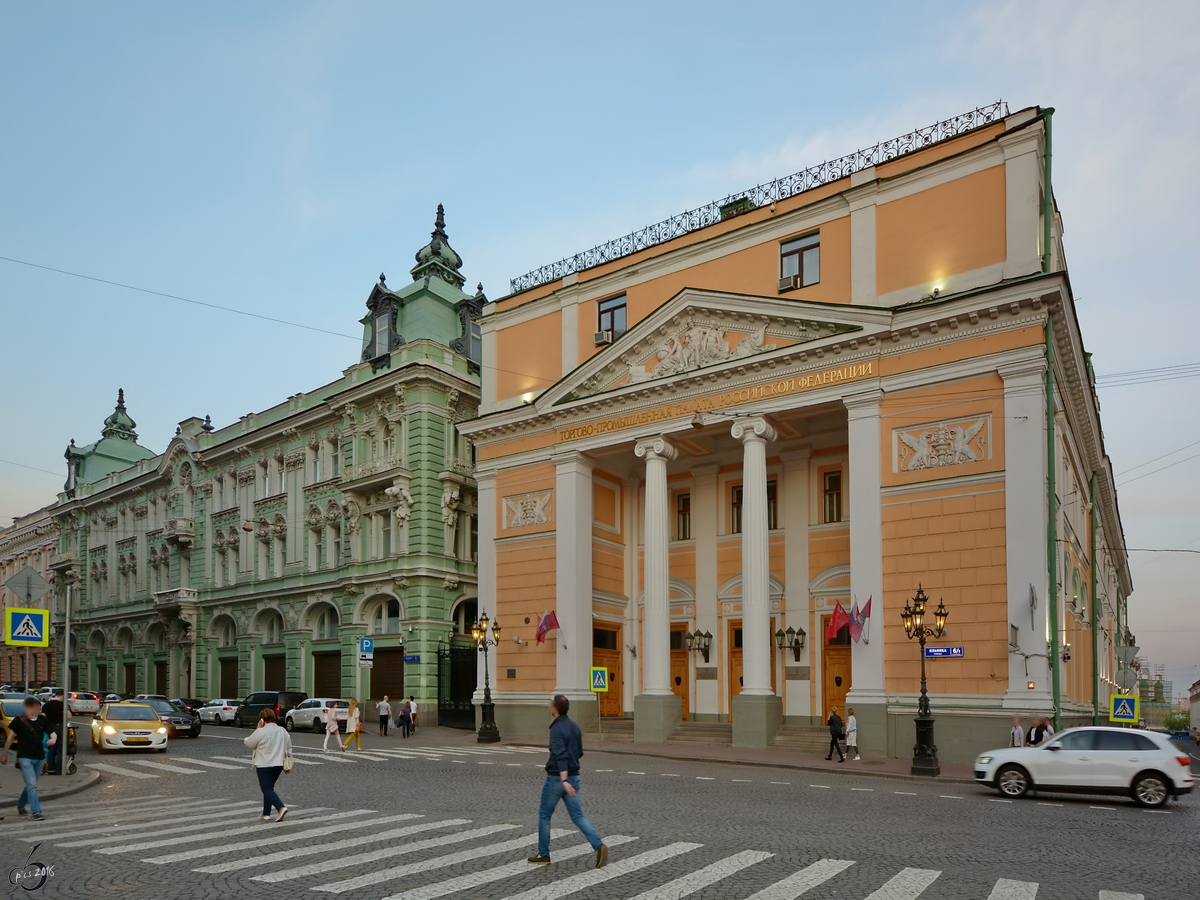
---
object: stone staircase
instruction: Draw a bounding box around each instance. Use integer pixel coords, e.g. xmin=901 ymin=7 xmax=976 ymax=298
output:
xmin=667 ymin=721 xmax=733 ymax=745
xmin=770 ymin=722 xmax=831 ymax=753
xmin=585 ymin=716 xmax=635 ymax=742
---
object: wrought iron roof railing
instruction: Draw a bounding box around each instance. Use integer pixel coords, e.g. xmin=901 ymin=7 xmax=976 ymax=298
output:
xmin=509 ymin=101 xmax=1011 ymax=295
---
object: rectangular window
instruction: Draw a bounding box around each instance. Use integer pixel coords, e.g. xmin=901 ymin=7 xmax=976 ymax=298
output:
xmin=822 ymin=470 xmax=842 ymax=524
xmin=331 ymin=442 xmax=340 ymax=476
xmin=597 ymin=294 xmax=627 ymax=335
xmin=313 ymin=446 xmax=322 ymax=482
xmin=675 ymin=493 xmax=691 ymax=541
xmin=780 ymin=232 xmax=820 ymax=288
xmin=767 ymin=480 xmax=778 ymax=530
xmin=730 ymin=485 xmax=743 ymax=534
xmin=374 ymin=313 xmax=390 ymax=358
xmin=593 ymin=628 xmax=618 ymax=650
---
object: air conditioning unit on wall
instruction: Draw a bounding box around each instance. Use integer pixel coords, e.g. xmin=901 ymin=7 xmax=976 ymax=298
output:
xmin=594 ymin=330 xmax=614 ymax=346
xmin=778 ymin=275 xmax=800 ymax=292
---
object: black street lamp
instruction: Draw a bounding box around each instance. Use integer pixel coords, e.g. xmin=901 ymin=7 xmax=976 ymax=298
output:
xmin=684 ymin=629 xmax=713 ymax=663
xmin=775 ymin=626 xmax=807 ymax=662
xmin=901 ymin=585 xmax=948 ymax=776
xmin=471 ymin=611 xmax=502 ymax=744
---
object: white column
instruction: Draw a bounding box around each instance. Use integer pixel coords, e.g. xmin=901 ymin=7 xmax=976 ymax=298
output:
xmin=634 ymin=435 xmax=677 ymax=696
xmin=781 ymin=448 xmax=812 ymax=718
xmin=732 ymin=417 xmax=778 ymax=696
xmin=622 ymin=476 xmax=640 ymax=709
xmin=1000 ymin=358 xmax=1052 ymax=707
xmin=691 ymin=464 xmax=720 ymax=715
xmin=848 ymin=173 xmax=878 ymax=306
xmin=473 ymin=472 xmax=498 ymax=704
xmin=554 ymin=451 xmax=595 ymax=707
xmin=845 ymin=390 xmax=885 ymax=707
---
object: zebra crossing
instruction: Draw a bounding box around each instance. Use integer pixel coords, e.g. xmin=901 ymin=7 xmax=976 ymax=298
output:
xmin=0 ymin=795 xmax=1148 ymax=899
xmin=82 ymin=742 xmax=547 ymax=779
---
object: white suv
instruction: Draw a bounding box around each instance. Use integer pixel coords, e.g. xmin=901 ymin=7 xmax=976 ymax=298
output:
xmin=975 ymin=725 xmax=1195 ymax=808
xmin=285 ymin=698 xmax=349 ymax=733
xmin=198 ymin=699 xmax=241 ymax=725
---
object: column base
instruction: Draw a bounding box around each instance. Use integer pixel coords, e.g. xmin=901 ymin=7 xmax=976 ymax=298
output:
xmin=634 ymin=693 xmax=682 ymax=744
xmin=732 ymin=694 xmax=782 ymax=749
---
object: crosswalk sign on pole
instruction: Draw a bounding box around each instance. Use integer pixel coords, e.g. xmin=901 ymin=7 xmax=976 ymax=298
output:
xmin=4 ymin=607 xmax=49 ymax=647
xmin=589 ymin=667 xmax=608 ymax=693
xmin=1109 ymin=693 xmax=1138 ymax=723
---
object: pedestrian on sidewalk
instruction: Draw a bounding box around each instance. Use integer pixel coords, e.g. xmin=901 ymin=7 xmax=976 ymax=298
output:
xmin=42 ymin=691 xmax=70 ymax=775
xmin=826 ymin=706 xmax=846 ymax=762
xmin=846 ymin=707 xmax=860 ymax=760
xmin=398 ymin=700 xmax=412 ymax=738
xmin=2 ymin=697 xmax=57 ymax=820
xmin=408 ymin=695 xmax=419 ymax=733
xmin=1027 ymin=718 xmax=1047 ymax=746
xmin=323 ymin=706 xmax=341 ymax=751
xmin=527 ymin=694 xmax=608 ymax=869
xmin=342 ymin=699 xmax=363 ymax=752
xmin=244 ymin=708 xmax=291 ymax=822
xmin=1010 ymin=716 xmax=1026 ymax=747
xmin=377 ymin=696 xmax=392 ymax=737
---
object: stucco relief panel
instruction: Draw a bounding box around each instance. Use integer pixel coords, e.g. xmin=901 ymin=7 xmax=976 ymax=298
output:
xmin=892 ymin=414 xmax=991 ymax=473
xmin=502 ymin=491 xmax=554 ymax=529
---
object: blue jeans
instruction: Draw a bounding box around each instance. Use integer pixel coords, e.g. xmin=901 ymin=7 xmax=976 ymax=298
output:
xmin=17 ymin=757 xmax=43 ymax=815
xmin=47 ymin=738 xmax=62 ymax=775
xmin=538 ymin=775 xmax=601 ymax=857
xmin=255 ymin=765 xmax=284 ymax=816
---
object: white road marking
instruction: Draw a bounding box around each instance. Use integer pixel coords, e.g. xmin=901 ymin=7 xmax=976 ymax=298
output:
xmin=169 ymin=757 xmax=243 ymax=770
xmin=809 ymin=785 xmax=831 ymax=789
xmin=939 ymin=795 xmax=963 ymax=800
xmin=381 ymin=837 xmax=640 ymax=900
xmin=498 ymin=841 xmax=701 ymax=900
xmin=596 ymin=769 xmax=614 ymax=772
xmin=506 ymin=763 xmax=522 ymax=766
xmin=625 ymin=849 xmax=773 ymax=900
xmin=147 ymin=813 xmax=430 ymax=864
xmin=1098 ymin=893 xmax=1145 ymax=900
xmin=30 ymin=802 xmax=258 ymax=841
xmin=895 ymin=792 xmax=917 ymax=796
xmin=212 ymin=754 xmax=321 ymax=766
xmin=696 ymin=777 xmax=714 ymax=781
xmin=661 ymin=773 xmax=680 ymax=777
xmin=287 ymin=751 xmax=353 ymax=764
xmin=313 ymin=829 xmax=572 ymax=893
xmin=732 ymin=779 xmax=752 ymax=783
xmin=1144 ymin=810 xmax=1171 ymax=815
xmin=988 ymin=799 xmax=1013 ymax=804
xmin=86 ymin=762 xmax=158 ymax=779
xmin=123 ymin=759 xmax=210 ymax=775
xmin=851 ymin=788 xmax=873 ymax=792
xmin=986 ymin=878 xmax=1039 ymax=899
xmin=629 ymin=771 xmax=646 ymax=775
xmin=1089 ymin=806 xmax=1116 ymax=811
xmin=252 ymin=823 xmax=521 ymax=883
xmin=735 ymin=857 xmax=857 ymax=900
xmin=863 ymin=867 xmax=941 ymax=899
xmin=59 ymin=807 xmax=330 ymax=848
xmin=478 ymin=761 xmax=494 ymax=765
xmin=202 ymin=820 xmax=497 ymax=875
xmin=1037 ymin=802 xmax=1063 ymax=807
xmin=0 ymin=796 xmax=189 ymax=830
xmin=770 ymin=782 xmax=791 ymax=785
xmin=93 ymin=808 xmax=343 ymax=853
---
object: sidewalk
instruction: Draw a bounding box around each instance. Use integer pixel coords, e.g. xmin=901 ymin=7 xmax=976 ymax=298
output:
xmin=423 ymin=724 xmax=978 ymax=784
xmin=0 ymin=765 xmax=100 ymax=811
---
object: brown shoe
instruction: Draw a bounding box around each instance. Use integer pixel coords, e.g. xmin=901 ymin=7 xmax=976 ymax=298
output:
xmin=595 ymin=844 xmax=608 ymax=868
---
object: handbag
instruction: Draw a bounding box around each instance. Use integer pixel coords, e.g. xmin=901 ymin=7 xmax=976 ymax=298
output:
xmin=355 ymin=721 xmax=363 ymax=734
xmin=283 ymin=750 xmax=294 ymax=773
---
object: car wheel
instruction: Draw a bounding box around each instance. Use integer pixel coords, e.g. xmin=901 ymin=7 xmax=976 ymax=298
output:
xmin=312 ymin=718 xmax=324 ymax=734
xmin=996 ymin=764 xmax=1031 ymax=799
xmin=234 ymin=715 xmax=243 ymax=728
xmin=1132 ymin=772 xmax=1170 ymax=808
xmin=189 ymin=728 xmax=201 ymax=738
xmin=284 ymin=717 xmax=294 ymax=732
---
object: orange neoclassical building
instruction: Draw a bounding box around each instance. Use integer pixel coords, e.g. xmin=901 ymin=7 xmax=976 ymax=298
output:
xmin=459 ymin=103 xmax=1133 ymax=764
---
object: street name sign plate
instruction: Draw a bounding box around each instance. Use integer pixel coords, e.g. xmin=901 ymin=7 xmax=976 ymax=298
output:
xmin=1109 ymin=693 xmax=1138 ymax=723
xmin=590 ymin=667 xmax=608 ymax=692
xmin=404 ymin=654 xmax=420 ymax=664
xmin=924 ymin=646 xmax=964 ymax=658
xmin=4 ymin=607 xmax=49 ymax=647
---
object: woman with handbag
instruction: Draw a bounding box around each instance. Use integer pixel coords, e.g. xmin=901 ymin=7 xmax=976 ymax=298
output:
xmin=244 ymin=708 xmax=293 ymax=821
xmin=323 ymin=705 xmax=342 ymax=751
xmin=341 ymin=698 xmax=363 ymax=752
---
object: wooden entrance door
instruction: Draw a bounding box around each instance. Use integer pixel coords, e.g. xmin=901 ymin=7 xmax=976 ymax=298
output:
xmin=312 ymin=651 xmax=342 ymax=698
xmin=669 ymin=624 xmax=690 ymax=720
xmin=821 ymin=614 xmax=852 ymax=718
xmin=370 ymin=648 xmax=405 ymax=700
xmin=124 ymin=662 xmax=137 ymax=696
xmin=219 ymin=657 xmax=239 ymax=698
xmin=263 ymin=655 xmax=286 ymax=691
xmin=727 ymin=618 xmax=776 ymax=721
xmin=592 ymin=625 xmax=623 ymax=717
xmin=154 ymin=660 xmax=169 ymax=695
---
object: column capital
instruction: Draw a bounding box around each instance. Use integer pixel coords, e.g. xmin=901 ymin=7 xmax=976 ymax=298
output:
xmin=843 ymin=388 xmax=883 ymax=412
xmin=730 ymin=416 xmax=777 ymax=444
xmin=634 ymin=435 xmax=678 ymax=462
xmin=998 ymin=358 xmax=1048 ymax=385
xmin=551 ymin=449 xmax=595 ymax=474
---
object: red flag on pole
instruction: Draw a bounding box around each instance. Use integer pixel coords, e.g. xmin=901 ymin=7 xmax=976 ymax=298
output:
xmin=535 ymin=611 xmax=561 ymax=644
xmin=857 ymin=597 xmax=873 ymax=643
xmin=825 ymin=601 xmax=851 ymax=641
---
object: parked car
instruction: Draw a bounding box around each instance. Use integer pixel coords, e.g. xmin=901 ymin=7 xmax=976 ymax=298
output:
xmin=0 ymin=699 xmax=25 ymax=745
xmin=141 ymin=698 xmax=201 ymax=738
xmin=134 ymin=694 xmax=170 ymax=702
xmin=198 ymin=699 xmax=241 ymax=725
xmin=285 ymin=698 xmax=349 ymax=733
xmin=1 ymin=691 xmax=33 ymax=701
xmin=234 ymin=691 xmax=308 ymax=727
xmin=975 ymin=725 xmax=1195 ymax=808
xmin=91 ymin=702 xmax=169 ymax=753
xmin=67 ymin=691 xmax=101 ymax=715
xmin=99 ymin=692 xmax=127 ymax=705
xmin=35 ymin=687 xmax=63 ymax=702
xmin=170 ymin=697 xmax=205 ymax=715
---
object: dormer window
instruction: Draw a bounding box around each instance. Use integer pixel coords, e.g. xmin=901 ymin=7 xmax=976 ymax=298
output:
xmin=373 ymin=312 xmax=391 ymax=359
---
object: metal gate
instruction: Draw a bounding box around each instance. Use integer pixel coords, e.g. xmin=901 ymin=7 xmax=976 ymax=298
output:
xmin=437 ymin=646 xmax=477 ymax=729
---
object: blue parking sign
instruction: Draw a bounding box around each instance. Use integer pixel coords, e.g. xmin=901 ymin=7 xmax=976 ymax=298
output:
xmin=359 ymin=637 xmax=374 ymax=655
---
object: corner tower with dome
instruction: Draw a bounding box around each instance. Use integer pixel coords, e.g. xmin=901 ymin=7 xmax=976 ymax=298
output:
xmin=46 ymin=208 xmax=484 ymax=726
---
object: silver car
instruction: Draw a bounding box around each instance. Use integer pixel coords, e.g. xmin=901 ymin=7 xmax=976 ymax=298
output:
xmin=285 ymin=698 xmax=349 ymax=733
xmin=198 ymin=698 xmax=241 ymax=725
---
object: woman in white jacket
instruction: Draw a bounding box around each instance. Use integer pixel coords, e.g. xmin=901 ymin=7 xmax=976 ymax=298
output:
xmin=244 ymin=708 xmax=292 ymax=821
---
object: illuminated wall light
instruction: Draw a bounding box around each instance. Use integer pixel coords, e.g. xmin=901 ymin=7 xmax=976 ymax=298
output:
xmin=521 ymin=392 xmax=535 ymax=404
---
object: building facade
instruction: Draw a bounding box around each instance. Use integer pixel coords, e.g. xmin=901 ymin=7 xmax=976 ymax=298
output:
xmin=49 ymin=209 xmax=483 ymax=717
xmin=462 ymin=104 xmax=1134 ymax=764
xmin=0 ymin=506 xmax=59 ymax=687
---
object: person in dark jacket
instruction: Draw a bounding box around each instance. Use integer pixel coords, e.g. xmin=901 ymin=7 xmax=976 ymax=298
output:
xmin=826 ymin=706 xmax=846 ymax=762
xmin=527 ymin=694 xmax=608 ymax=868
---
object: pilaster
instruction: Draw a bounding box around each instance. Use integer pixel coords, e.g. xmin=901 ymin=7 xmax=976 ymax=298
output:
xmin=553 ymin=451 xmax=597 ymax=719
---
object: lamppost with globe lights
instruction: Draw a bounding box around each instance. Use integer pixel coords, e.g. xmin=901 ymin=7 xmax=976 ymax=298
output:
xmin=471 ymin=611 xmax=502 ymax=744
xmin=901 ymin=585 xmax=948 ymax=776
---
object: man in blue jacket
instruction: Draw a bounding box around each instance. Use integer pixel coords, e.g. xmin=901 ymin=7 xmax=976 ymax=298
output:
xmin=528 ymin=694 xmax=608 ymax=867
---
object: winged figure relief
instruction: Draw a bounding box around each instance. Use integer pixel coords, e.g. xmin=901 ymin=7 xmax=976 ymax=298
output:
xmin=950 ymin=418 xmax=987 ymax=463
xmin=897 ymin=431 xmax=934 ymax=471
xmin=898 ymin=418 xmax=987 ymax=471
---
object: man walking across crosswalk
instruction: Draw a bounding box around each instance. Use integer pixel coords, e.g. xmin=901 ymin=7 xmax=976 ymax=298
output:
xmin=528 ymin=694 xmax=608 ymax=868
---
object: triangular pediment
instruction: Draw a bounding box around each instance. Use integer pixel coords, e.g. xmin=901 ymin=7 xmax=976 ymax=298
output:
xmin=545 ymin=288 xmax=888 ymax=406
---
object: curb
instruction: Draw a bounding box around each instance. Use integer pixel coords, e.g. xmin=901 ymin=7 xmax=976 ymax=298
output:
xmin=501 ymin=741 xmax=979 ymax=786
xmin=0 ymin=769 xmax=101 ymax=809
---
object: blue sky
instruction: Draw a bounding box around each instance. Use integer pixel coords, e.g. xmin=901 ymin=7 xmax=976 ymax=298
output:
xmin=2 ymin=2 xmax=1197 ymax=692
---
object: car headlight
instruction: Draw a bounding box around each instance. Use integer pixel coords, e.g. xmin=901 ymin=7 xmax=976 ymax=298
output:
xmin=156 ymin=726 xmax=167 ymax=734
xmin=102 ymin=725 xmax=117 ymax=735
xmin=977 ymin=756 xmax=993 ymax=765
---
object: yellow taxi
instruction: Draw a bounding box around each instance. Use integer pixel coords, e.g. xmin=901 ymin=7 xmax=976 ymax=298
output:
xmin=91 ymin=701 xmax=169 ymax=753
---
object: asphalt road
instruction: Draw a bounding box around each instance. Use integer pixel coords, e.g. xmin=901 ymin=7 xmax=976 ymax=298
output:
xmin=0 ymin=723 xmax=1194 ymax=899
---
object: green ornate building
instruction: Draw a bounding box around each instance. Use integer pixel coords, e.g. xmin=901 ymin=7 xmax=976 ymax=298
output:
xmin=49 ymin=208 xmax=482 ymax=720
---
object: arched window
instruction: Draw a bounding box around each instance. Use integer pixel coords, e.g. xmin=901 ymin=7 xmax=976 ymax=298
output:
xmin=372 ymin=598 xmax=401 ymax=634
xmin=263 ymin=611 xmax=284 ymax=644
xmin=217 ymin=619 xmax=236 ymax=649
xmin=316 ymin=607 xmax=339 ymax=640
xmin=451 ymin=599 xmax=478 ymax=636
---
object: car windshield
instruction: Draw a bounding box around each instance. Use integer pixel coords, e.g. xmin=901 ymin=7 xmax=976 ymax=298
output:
xmin=2 ymin=700 xmax=25 ymax=718
xmin=146 ymin=700 xmax=182 ymax=714
xmin=109 ymin=706 xmax=159 ymax=721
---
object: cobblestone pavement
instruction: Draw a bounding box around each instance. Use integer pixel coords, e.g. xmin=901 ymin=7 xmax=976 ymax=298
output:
xmin=0 ymin=724 xmax=1193 ymax=899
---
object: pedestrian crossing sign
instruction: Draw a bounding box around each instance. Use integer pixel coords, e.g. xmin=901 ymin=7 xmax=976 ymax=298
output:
xmin=4 ymin=607 xmax=49 ymax=647
xmin=1109 ymin=693 xmax=1138 ymax=723
xmin=589 ymin=667 xmax=608 ymax=693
